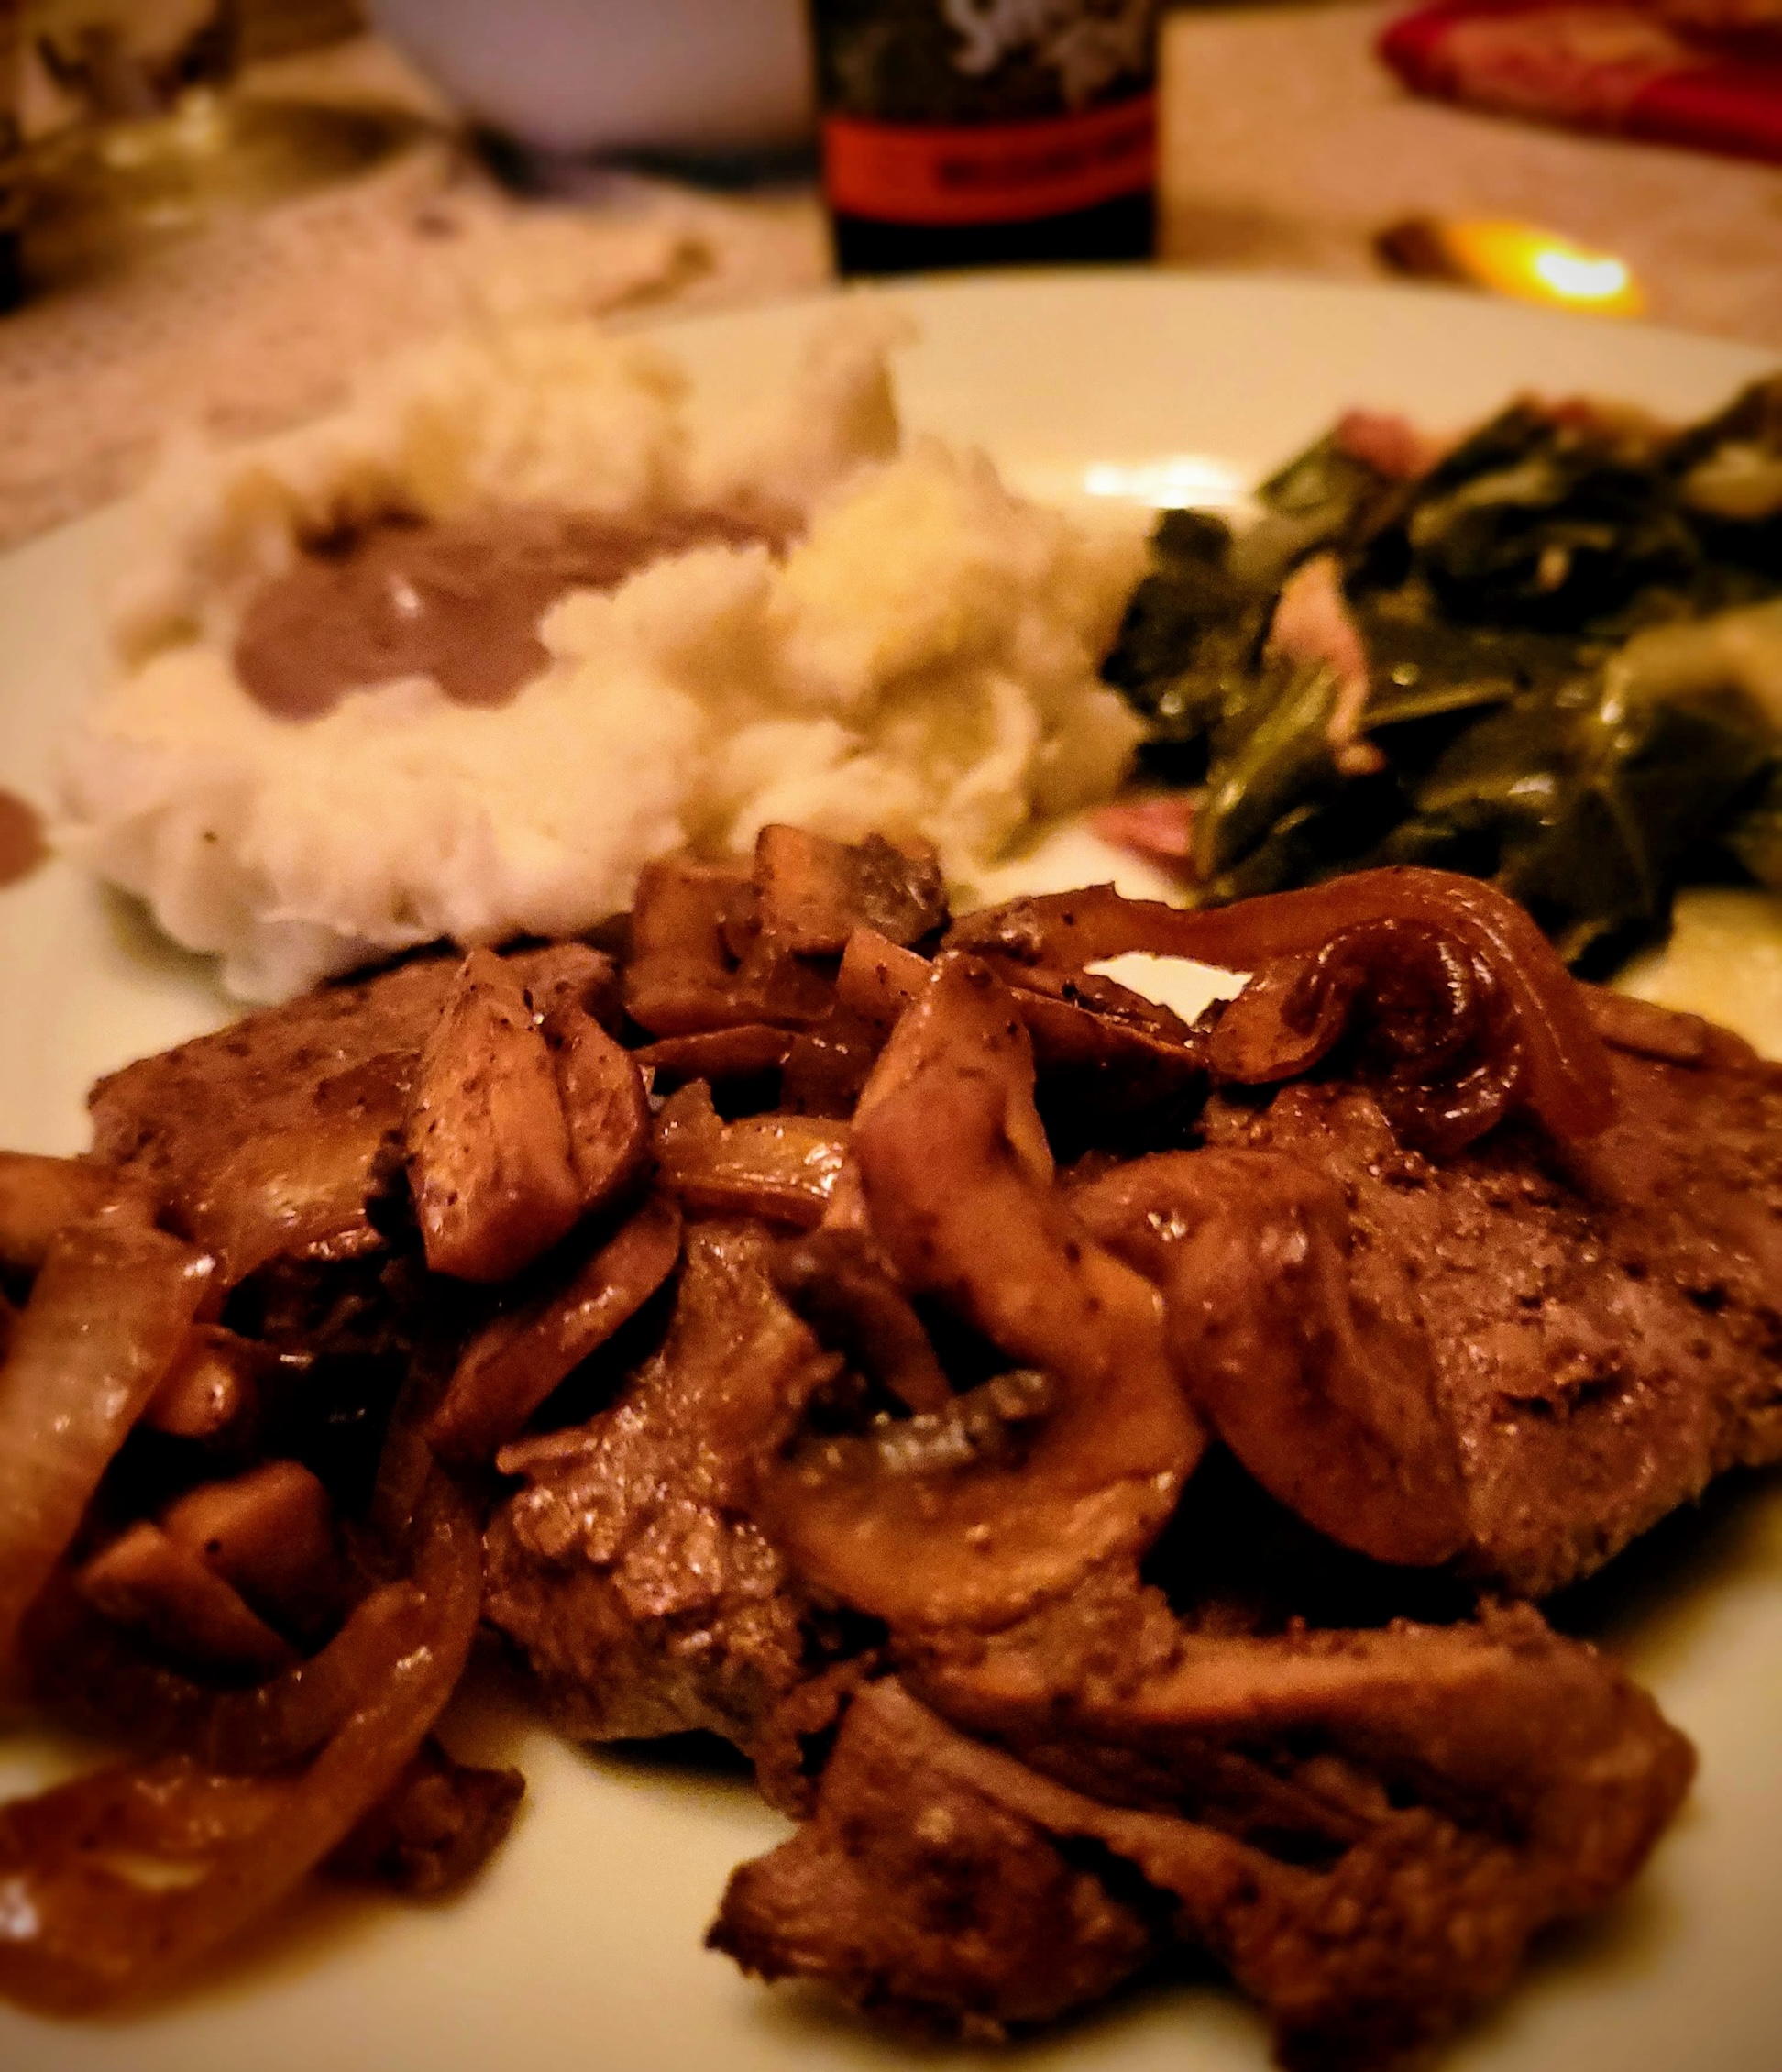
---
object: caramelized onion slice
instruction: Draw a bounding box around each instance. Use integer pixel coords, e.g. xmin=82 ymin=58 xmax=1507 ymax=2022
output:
xmin=634 ymin=1024 xmax=795 ymax=1083
xmin=427 ymin=1193 xmax=684 ymax=1465
xmin=0 ymin=1475 xmax=480 ymax=2014
xmin=1207 ymin=920 xmax=1524 ymax=1155
xmin=654 ymin=1082 xmax=849 ymax=1229
xmin=756 ymin=956 xmax=1204 ymax=1632
xmin=25 ymin=1573 xmax=430 ymax=1775
xmin=1073 ymin=1152 xmax=1468 ymax=1567
xmin=0 ymin=1220 xmax=214 ymax=1670
xmin=0 ymin=1152 xmax=156 ymax=1274
xmin=189 ymin=1114 xmax=397 ymax=1285
xmin=947 ymin=867 xmax=1613 ymax=1143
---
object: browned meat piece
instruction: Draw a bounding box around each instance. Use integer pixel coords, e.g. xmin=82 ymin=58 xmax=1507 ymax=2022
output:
xmin=749 ymin=1651 xmax=886 ymax=1819
xmin=911 ymin=1591 xmax=1691 ymax=1901
xmin=87 ymin=943 xmax=601 ymax=1283
xmin=1182 ymin=994 xmax=1781 ymax=1594
xmin=483 ymin=1221 xmax=839 ymax=1752
xmin=711 ymin=1677 xmax=1161 ymax=2037
xmin=90 ymin=953 xmax=454 ymax=1276
xmin=325 ymin=1736 xmax=523 ymax=1898
xmin=719 ymin=1590 xmax=1692 ymax=2069
xmin=910 ymin=1592 xmax=1693 ymax=2067
xmin=753 ymin=826 xmax=946 ymax=955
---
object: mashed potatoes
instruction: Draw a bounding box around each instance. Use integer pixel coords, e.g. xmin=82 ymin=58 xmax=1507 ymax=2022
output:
xmin=59 ymin=310 xmax=1146 ymax=1001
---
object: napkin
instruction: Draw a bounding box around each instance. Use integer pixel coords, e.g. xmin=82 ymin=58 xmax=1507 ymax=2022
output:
xmin=1379 ymin=0 xmax=1782 ymax=164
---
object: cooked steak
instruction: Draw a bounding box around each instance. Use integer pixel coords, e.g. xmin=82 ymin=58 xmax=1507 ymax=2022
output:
xmin=326 ymin=1736 xmax=524 ymax=1898
xmin=28 ymin=841 xmax=1767 ymax=2061
xmin=711 ymin=1675 xmax=1162 ymax=2038
xmin=89 ymin=942 xmax=614 ymax=1282
xmin=720 ymin=1590 xmax=1692 ymax=2068
xmin=482 ymin=1220 xmax=841 ymax=1751
xmin=1171 ymin=1002 xmax=1782 ymax=1597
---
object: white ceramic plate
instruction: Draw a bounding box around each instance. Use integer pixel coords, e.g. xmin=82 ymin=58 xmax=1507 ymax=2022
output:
xmin=1 ymin=272 xmax=1778 ymax=2072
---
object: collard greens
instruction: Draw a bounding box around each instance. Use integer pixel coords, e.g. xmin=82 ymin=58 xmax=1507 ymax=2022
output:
xmin=1102 ymin=378 xmax=1782 ymax=971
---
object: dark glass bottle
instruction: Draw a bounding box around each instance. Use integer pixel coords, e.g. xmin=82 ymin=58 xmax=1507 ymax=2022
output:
xmin=808 ymin=1 xmax=1160 ymax=277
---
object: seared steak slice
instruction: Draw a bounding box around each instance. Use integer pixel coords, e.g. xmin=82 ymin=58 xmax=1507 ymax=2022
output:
xmin=719 ymin=1593 xmax=1692 ymax=2068
xmin=326 ymin=1736 xmax=524 ymax=1898
xmin=88 ymin=943 xmax=613 ymax=1281
xmin=711 ymin=1677 xmax=1162 ymax=2038
xmin=483 ymin=1220 xmax=840 ymax=1752
xmin=1122 ymin=1003 xmax=1782 ymax=1598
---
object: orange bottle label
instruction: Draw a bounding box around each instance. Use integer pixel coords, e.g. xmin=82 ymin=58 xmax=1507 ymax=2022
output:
xmin=821 ymin=94 xmax=1156 ymax=227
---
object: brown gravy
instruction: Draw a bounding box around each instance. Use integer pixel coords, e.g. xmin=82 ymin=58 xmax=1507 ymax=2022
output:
xmin=234 ymin=504 xmax=771 ymax=721
xmin=0 ymin=789 xmax=47 ymax=887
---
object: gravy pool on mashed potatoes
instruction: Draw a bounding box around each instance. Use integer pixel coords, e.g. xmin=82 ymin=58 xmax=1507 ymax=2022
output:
xmin=58 ymin=311 xmax=1147 ymax=1002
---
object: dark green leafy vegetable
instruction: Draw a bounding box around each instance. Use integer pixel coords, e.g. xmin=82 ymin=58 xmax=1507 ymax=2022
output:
xmin=1100 ymin=376 xmax=1782 ymax=970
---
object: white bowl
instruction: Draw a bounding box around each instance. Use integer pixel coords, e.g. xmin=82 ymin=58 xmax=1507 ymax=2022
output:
xmin=368 ymin=0 xmax=815 ymax=157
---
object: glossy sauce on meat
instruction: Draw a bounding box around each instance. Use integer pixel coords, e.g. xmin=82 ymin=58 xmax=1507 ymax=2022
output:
xmin=10 ymin=843 xmax=1769 ymax=2051
xmin=0 ymin=789 xmax=46 ymax=887
xmin=234 ymin=505 xmax=769 ymax=719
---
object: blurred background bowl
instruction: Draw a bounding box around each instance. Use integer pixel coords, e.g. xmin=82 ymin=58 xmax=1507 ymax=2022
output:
xmin=366 ymin=0 xmax=815 ymax=158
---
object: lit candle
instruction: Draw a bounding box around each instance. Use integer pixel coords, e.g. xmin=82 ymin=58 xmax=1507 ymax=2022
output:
xmin=1378 ymin=216 xmax=1645 ymax=317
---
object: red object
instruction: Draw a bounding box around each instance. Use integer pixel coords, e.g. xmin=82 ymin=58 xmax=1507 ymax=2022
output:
xmin=1380 ymin=2 xmax=1782 ymax=164
xmin=820 ymin=94 xmax=1156 ymax=227
xmin=1090 ymin=795 xmax=1198 ymax=866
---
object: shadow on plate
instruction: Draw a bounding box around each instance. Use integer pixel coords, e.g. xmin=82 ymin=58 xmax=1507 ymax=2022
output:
xmin=101 ymin=883 xmax=226 ymax=991
xmin=1545 ymin=1466 xmax=1782 ymax=1672
xmin=742 ymin=1943 xmax=1265 ymax=2070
